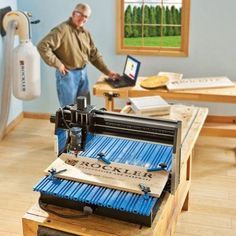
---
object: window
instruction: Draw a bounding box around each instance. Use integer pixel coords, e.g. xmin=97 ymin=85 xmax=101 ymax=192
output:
xmin=116 ymin=0 xmax=190 ymax=56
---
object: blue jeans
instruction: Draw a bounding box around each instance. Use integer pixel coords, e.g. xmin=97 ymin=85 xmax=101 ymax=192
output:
xmin=56 ymin=67 xmax=90 ymax=107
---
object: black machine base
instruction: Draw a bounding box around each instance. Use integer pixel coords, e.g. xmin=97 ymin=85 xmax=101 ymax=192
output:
xmin=39 ymin=193 xmax=162 ymax=227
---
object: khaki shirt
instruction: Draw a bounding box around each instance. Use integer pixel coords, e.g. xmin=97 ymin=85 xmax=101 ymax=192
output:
xmin=37 ymin=18 xmax=110 ymax=75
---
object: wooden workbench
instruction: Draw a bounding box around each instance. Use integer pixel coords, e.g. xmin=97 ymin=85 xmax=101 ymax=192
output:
xmin=93 ymin=76 xmax=236 ymax=137
xmin=22 ymin=105 xmax=208 ymax=236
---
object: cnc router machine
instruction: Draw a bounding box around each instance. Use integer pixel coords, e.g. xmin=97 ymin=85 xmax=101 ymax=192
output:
xmin=34 ymin=97 xmax=182 ymax=227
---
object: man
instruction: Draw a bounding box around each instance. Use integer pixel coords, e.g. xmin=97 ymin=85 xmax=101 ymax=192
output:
xmin=37 ymin=3 xmax=116 ymax=106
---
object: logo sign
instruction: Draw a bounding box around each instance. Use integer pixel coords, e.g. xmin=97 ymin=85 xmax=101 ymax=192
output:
xmin=19 ymin=60 xmax=26 ymax=92
xmin=45 ymin=154 xmax=169 ymax=197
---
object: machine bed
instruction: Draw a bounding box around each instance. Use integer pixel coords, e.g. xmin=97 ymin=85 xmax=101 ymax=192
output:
xmin=34 ymin=134 xmax=173 ymax=226
xmin=34 ymin=97 xmax=181 ymax=226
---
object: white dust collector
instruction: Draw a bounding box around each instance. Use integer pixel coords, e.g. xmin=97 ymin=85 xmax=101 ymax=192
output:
xmin=3 ymin=10 xmax=41 ymax=100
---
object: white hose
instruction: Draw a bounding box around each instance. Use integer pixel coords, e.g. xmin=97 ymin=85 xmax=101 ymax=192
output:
xmin=0 ymin=20 xmax=17 ymax=140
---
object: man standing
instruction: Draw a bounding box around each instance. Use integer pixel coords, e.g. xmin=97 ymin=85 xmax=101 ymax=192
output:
xmin=37 ymin=3 xmax=116 ymax=106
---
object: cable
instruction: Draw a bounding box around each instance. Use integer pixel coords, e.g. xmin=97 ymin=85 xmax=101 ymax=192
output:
xmin=0 ymin=20 xmax=17 ymax=140
xmin=38 ymin=199 xmax=92 ymax=219
xmin=57 ymin=107 xmax=71 ymax=155
xmin=59 ymin=107 xmax=71 ymax=130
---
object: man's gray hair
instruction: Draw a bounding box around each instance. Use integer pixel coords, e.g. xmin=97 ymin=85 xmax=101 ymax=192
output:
xmin=74 ymin=3 xmax=91 ymax=14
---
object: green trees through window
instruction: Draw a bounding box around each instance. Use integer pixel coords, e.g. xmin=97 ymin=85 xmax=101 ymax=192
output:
xmin=124 ymin=4 xmax=181 ymax=47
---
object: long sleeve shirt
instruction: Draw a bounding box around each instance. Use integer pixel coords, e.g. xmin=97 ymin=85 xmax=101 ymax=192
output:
xmin=37 ymin=18 xmax=110 ymax=75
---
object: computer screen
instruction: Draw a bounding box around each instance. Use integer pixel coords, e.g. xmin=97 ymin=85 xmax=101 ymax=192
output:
xmin=123 ymin=55 xmax=141 ymax=81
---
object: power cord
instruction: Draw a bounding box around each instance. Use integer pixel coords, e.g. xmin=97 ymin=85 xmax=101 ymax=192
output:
xmin=38 ymin=199 xmax=93 ymax=219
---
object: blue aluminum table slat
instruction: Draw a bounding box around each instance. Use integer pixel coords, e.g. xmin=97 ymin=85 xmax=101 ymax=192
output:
xmin=64 ymin=182 xmax=82 ymax=199
xmin=35 ymin=134 xmax=172 ymax=216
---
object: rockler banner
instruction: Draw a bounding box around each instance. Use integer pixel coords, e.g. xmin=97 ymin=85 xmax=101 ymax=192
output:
xmin=45 ymin=154 xmax=169 ymax=197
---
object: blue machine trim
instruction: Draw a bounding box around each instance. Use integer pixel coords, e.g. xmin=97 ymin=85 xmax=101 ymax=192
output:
xmin=34 ymin=134 xmax=173 ymax=216
xmin=34 ymin=176 xmax=158 ymax=216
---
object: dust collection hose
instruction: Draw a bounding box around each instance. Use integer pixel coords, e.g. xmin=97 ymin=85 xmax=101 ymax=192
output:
xmin=0 ymin=20 xmax=17 ymax=140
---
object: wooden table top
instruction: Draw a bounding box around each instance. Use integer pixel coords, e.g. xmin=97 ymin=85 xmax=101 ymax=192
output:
xmin=93 ymin=76 xmax=236 ymax=103
xmin=121 ymin=104 xmax=208 ymax=164
xmin=23 ymin=105 xmax=208 ymax=236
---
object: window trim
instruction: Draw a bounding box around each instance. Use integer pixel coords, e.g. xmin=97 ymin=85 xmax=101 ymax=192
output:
xmin=116 ymin=0 xmax=190 ymax=57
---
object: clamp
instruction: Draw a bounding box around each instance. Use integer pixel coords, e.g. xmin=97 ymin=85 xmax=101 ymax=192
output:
xmin=48 ymin=168 xmax=67 ymax=179
xmin=139 ymin=183 xmax=151 ymax=200
xmin=147 ymin=162 xmax=167 ymax=172
xmin=103 ymin=92 xmax=119 ymax=101
xmin=97 ymin=152 xmax=111 ymax=165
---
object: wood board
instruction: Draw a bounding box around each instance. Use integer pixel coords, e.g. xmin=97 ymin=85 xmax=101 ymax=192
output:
xmin=122 ymin=104 xmax=199 ymax=144
xmin=162 ymin=104 xmax=199 ymax=144
xmin=166 ymin=77 xmax=235 ymax=91
xmin=45 ymin=154 xmax=169 ymax=197
xmin=140 ymin=76 xmax=168 ymax=89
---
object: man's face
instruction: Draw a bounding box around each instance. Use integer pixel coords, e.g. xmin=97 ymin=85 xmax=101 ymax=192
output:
xmin=72 ymin=9 xmax=90 ymax=28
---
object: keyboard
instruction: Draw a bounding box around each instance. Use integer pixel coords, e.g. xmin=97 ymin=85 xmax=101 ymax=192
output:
xmin=167 ymin=76 xmax=235 ymax=91
xmin=105 ymin=76 xmax=134 ymax=88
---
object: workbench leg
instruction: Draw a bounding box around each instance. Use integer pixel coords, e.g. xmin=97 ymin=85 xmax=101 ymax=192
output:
xmin=22 ymin=218 xmax=38 ymax=236
xmin=182 ymin=150 xmax=193 ymax=211
xmin=103 ymin=92 xmax=119 ymax=111
xmin=186 ymin=155 xmax=192 ymax=181
xmin=182 ymin=191 xmax=189 ymax=211
xmin=105 ymin=96 xmax=114 ymax=111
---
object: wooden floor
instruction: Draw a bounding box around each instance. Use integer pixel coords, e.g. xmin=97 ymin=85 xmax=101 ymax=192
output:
xmin=0 ymin=118 xmax=236 ymax=236
xmin=0 ymin=119 xmax=55 ymax=236
xmin=175 ymin=136 xmax=236 ymax=236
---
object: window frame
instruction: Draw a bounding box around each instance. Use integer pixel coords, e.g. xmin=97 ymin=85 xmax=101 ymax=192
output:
xmin=116 ymin=0 xmax=190 ymax=57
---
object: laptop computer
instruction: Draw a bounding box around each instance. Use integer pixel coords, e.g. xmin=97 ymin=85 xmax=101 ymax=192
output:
xmin=105 ymin=55 xmax=141 ymax=88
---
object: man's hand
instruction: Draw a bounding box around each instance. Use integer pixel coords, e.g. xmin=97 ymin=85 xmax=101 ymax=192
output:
xmin=108 ymin=71 xmax=120 ymax=80
xmin=59 ymin=64 xmax=69 ymax=75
